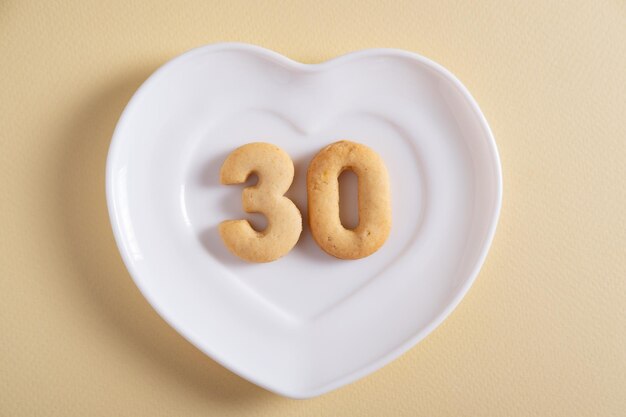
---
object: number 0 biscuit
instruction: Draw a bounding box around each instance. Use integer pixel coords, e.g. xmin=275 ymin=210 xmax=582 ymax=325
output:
xmin=307 ymin=140 xmax=391 ymax=259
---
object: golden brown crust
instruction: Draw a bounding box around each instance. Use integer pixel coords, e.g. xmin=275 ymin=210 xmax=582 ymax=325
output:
xmin=219 ymin=143 xmax=302 ymax=262
xmin=307 ymin=140 xmax=391 ymax=259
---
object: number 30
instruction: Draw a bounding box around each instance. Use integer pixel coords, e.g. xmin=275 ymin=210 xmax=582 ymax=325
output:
xmin=219 ymin=141 xmax=391 ymax=262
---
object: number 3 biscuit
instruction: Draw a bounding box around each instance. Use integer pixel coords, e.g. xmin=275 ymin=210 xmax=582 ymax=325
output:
xmin=219 ymin=143 xmax=302 ymax=263
xmin=307 ymin=140 xmax=392 ymax=259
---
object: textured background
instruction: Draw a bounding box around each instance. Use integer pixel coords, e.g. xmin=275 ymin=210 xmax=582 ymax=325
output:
xmin=1 ymin=1 xmax=625 ymax=415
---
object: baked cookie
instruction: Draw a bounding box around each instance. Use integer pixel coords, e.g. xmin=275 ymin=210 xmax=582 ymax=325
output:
xmin=219 ymin=143 xmax=302 ymax=263
xmin=307 ymin=140 xmax=391 ymax=260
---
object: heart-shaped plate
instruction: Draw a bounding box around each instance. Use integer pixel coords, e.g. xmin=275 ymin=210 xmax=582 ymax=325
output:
xmin=106 ymin=43 xmax=501 ymax=398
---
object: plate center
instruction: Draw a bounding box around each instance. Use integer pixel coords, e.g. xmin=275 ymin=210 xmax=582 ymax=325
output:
xmin=182 ymin=109 xmax=425 ymax=321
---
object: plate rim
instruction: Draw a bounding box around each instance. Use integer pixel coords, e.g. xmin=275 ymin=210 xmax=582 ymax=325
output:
xmin=106 ymin=42 xmax=502 ymax=398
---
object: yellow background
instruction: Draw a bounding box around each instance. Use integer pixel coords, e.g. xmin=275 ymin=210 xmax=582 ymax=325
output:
xmin=1 ymin=1 xmax=625 ymax=415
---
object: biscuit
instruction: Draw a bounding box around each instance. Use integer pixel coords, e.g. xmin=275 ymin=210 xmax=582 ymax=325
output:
xmin=219 ymin=143 xmax=302 ymax=263
xmin=307 ymin=140 xmax=391 ymax=259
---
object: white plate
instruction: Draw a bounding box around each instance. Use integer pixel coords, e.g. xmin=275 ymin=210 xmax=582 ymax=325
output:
xmin=106 ymin=43 xmax=501 ymax=398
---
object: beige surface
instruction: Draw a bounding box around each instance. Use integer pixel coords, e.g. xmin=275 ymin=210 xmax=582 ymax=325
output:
xmin=1 ymin=1 xmax=625 ymax=415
